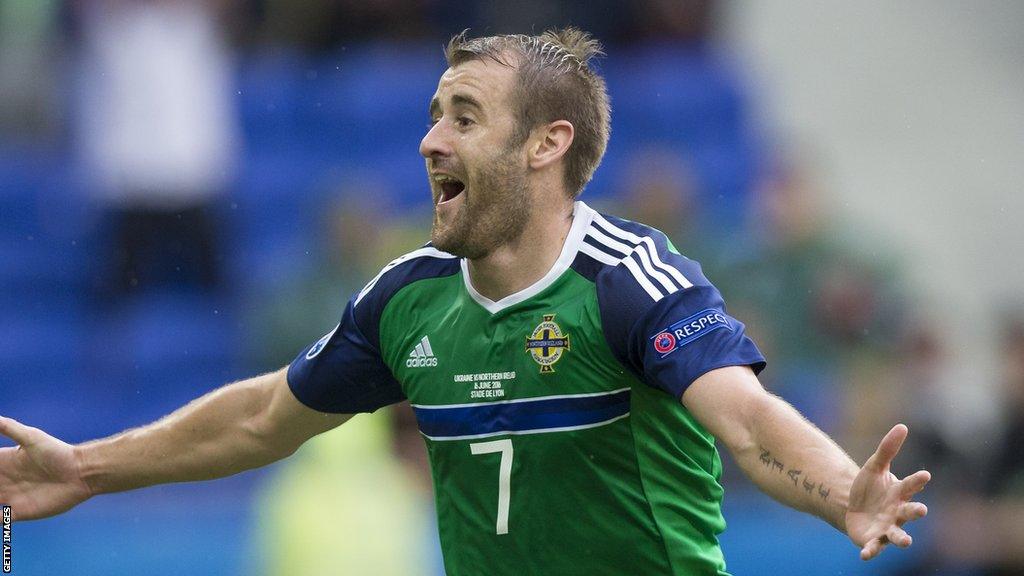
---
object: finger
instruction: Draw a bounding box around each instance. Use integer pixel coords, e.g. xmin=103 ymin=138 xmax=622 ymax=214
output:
xmin=886 ymin=525 xmax=912 ymax=548
xmin=860 ymin=537 xmax=886 ymax=561
xmin=0 ymin=416 xmax=38 ymax=447
xmin=864 ymin=423 xmax=909 ymax=473
xmin=897 ymin=501 xmax=929 ymax=524
xmin=899 ymin=470 xmax=932 ymax=499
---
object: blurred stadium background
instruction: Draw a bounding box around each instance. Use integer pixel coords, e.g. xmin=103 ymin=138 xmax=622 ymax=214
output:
xmin=2 ymin=0 xmax=1023 ymax=574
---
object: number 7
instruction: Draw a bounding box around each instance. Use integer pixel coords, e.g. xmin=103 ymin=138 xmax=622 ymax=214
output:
xmin=470 ymin=438 xmax=513 ymax=535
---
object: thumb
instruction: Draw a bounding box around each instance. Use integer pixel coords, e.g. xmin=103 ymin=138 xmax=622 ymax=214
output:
xmin=0 ymin=416 xmax=39 ymax=447
xmin=864 ymin=423 xmax=908 ymax=474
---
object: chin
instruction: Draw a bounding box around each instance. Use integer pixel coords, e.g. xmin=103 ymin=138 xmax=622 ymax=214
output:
xmin=430 ymin=228 xmax=460 ymax=255
xmin=432 ymin=231 xmax=486 ymax=260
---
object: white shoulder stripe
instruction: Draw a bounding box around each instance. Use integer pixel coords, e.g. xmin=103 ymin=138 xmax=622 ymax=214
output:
xmin=578 ymin=241 xmax=620 ymax=267
xmin=354 ymin=246 xmax=457 ymax=306
xmin=621 ymin=255 xmax=666 ymax=301
xmin=579 ymin=239 xmax=665 ymax=301
xmin=591 ymin=213 xmax=693 ymax=289
xmin=586 ymin=226 xmax=680 ymax=294
xmin=585 ymin=225 xmax=633 ymax=256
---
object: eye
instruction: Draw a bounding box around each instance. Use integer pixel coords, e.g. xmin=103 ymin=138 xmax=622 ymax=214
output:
xmin=456 ymin=116 xmax=475 ymax=128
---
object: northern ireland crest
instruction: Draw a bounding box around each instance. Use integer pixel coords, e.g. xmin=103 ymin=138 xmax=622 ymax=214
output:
xmin=525 ymin=314 xmax=571 ymax=373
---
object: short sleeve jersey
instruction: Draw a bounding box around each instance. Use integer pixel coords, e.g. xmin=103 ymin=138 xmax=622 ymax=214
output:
xmin=288 ymin=201 xmax=765 ymax=576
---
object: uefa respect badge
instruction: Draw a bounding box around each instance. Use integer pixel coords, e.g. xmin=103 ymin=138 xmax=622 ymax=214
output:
xmin=650 ymin=308 xmax=733 ymax=359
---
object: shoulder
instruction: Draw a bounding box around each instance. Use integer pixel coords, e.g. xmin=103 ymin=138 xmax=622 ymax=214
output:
xmin=570 ymin=210 xmax=764 ymax=392
xmin=572 ymin=210 xmax=710 ymax=307
xmin=352 ymin=244 xmax=461 ymax=330
xmin=571 ymin=209 xmax=725 ymax=359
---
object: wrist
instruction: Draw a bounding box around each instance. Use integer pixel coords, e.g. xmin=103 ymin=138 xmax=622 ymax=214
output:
xmin=831 ymin=476 xmax=854 ymax=535
xmin=72 ymin=443 xmax=100 ymax=498
xmin=823 ymin=467 xmax=855 ymax=535
xmin=834 ymin=501 xmax=849 ymax=534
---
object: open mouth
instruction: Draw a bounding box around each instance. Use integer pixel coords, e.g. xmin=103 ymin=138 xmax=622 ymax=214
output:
xmin=434 ymin=174 xmax=466 ymax=204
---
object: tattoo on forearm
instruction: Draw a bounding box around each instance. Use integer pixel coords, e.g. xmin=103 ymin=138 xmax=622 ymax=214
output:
xmin=758 ymin=446 xmax=830 ymax=501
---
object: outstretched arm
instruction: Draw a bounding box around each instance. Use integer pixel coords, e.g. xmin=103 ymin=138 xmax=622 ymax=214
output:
xmin=0 ymin=368 xmax=350 ymax=521
xmin=682 ymin=366 xmax=931 ymax=561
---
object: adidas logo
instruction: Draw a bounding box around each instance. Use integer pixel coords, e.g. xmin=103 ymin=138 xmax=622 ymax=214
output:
xmin=406 ymin=336 xmax=438 ymax=368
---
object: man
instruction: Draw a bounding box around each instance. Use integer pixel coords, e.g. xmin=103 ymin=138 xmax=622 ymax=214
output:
xmin=0 ymin=29 xmax=929 ymax=575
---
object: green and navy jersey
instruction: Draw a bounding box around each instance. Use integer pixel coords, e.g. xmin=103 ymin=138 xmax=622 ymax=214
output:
xmin=288 ymin=201 xmax=766 ymax=575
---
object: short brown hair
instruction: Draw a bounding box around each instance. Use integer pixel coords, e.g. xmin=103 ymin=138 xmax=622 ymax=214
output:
xmin=445 ymin=28 xmax=611 ymax=198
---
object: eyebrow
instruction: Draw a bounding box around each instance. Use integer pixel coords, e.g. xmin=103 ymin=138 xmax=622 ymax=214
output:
xmin=452 ymin=93 xmax=483 ymax=111
xmin=429 ymin=93 xmax=484 ymax=117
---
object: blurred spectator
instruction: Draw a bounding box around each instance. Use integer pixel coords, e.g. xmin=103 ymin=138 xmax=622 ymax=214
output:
xmin=247 ymin=180 xmax=427 ymax=371
xmin=237 ymin=0 xmax=719 ymax=53
xmin=0 ymin=0 xmax=63 ymax=138
xmin=246 ymin=0 xmax=434 ymax=52
xmin=255 ymin=409 xmax=442 ymax=576
xmin=250 ymin=183 xmax=441 ymax=575
xmin=720 ymin=154 xmax=906 ymax=436
xmin=939 ymin=314 xmax=1024 ymax=574
xmin=73 ymin=0 xmax=239 ymax=298
xmin=988 ymin=315 xmax=1024 ymax=498
xmin=889 ymin=324 xmax=966 ymax=483
xmin=900 ymin=314 xmax=1024 ymax=575
xmin=624 ymin=0 xmax=719 ymax=44
xmin=438 ymin=0 xmax=621 ymax=43
xmin=611 ymin=145 xmax=729 ymax=274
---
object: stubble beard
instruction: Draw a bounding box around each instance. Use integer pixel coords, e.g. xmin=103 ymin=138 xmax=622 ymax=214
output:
xmin=431 ymin=151 xmax=531 ymax=260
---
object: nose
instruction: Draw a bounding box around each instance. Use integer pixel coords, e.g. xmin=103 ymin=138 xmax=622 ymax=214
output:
xmin=420 ymin=120 xmax=452 ymax=159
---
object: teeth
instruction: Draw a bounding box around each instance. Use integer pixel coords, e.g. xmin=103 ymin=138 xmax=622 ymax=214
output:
xmin=432 ymin=174 xmax=461 ymax=184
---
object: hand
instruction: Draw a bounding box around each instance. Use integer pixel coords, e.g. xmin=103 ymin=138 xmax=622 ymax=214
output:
xmin=845 ymin=423 xmax=931 ymax=560
xmin=0 ymin=416 xmax=93 ymax=521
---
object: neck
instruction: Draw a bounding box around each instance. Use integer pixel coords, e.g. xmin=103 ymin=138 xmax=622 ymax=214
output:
xmin=466 ymin=200 xmax=575 ymax=302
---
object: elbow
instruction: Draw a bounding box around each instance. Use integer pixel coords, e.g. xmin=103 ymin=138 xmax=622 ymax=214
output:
xmin=240 ymin=370 xmax=297 ymax=461
xmin=244 ymin=410 xmax=300 ymax=465
xmin=244 ymin=412 xmax=293 ymax=462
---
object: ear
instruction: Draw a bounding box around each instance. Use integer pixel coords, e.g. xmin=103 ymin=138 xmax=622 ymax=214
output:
xmin=528 ymin=120 xmax=574 ymax=171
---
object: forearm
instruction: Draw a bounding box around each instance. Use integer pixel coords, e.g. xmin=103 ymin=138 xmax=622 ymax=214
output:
xmin=75 ymin=369 xmax=297 ymax=495
xmin=732 ymin=393 xmax=858 ymax=532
